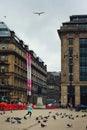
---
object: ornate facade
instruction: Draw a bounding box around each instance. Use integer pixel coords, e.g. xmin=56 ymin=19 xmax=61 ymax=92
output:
xmin=0 ymin=22 xmax=47 ymax=104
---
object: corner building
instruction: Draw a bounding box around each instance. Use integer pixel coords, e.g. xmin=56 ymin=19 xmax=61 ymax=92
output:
xmin=58 ymin=15 xmax=87 ymax=107
xmin=0 ymin=22 xmax=28 ymax=103
xmin=0 ymin=22 xmax=47 ymax=104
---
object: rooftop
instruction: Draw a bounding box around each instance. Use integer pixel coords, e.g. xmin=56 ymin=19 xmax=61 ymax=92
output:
xmin=0 ymin=22 xmax=10 ymax=37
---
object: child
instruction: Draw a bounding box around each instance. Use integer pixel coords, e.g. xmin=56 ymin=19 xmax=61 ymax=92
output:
xmin=25 ymin=103 xmax=33 ymax=118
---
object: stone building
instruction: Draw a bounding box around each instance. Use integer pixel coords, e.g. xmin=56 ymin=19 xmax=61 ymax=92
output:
xmin=0 ymin=22 xmax=47 ymax=104
xmin=58 ymin=15 xmax=87 ymax=107
xmin=28 ymin=50 xmax=47 ymax=104
xmin=47 ymin=72 xmax=61 ymax=102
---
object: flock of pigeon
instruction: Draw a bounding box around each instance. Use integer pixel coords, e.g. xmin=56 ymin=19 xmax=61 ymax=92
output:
xmin=34 ymin=111 xmax=87 ymax=129
xmin=0 ymin=110 xmax=87 ymax=129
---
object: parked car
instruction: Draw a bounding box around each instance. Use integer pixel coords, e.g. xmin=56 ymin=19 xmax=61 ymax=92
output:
xmin=46 ymin=102 xmax=60 ymax=109
xmin=75 ymin=104 xmax=87 ymax=111
xmin=45 ymin=99 xmax=56 ymax=105
xmin=45 ymin=99 xmax=60 ymax=109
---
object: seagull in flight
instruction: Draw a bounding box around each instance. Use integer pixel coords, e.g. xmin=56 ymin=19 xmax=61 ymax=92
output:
xmin=33 ymin=12 xmax=45 ymax=16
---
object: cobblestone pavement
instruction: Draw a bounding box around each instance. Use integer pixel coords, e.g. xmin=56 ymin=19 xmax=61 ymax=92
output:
xmin=0 ymin=108 xmax=87 ymax=130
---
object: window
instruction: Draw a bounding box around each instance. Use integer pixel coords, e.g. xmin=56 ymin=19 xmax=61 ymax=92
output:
xmin=80 ymin=38 xmax=87 ymax=45
xmin=69 ymin=75 xmax=73 ymax=81
xmin=1 ymin=79 xmax=5 ymax=86
xmin=79 ymin=24 xmax=87 ymax=28
xmin=69 ymin=47 xmax=73 ymax=52
xmin=69 ymin=47 xmax=73 ymax=56
xmin=80 ymin=86 xmax=87 ymax=95
xmin=69 ymin=32 xmax=74 ymax=36
xmin=1 ymin=66 xmax=5 ymax=72
xmin=68 ymin=85 xmax=74 ymax=95
xmin=69 ymin=65 xmax=73 ymax=73
xmin=69 ymin=57 xmax=73 ymax=65
xmin=48 ymin=85 xmax=54 ymax=89
xmin=1 ymin=44 xmax=7 ymax=50
xmin=68 ymin=38 xmax=73 ymax=45
xmin=1 ymin=56 xmax=5 ymax=61
xmin=80 ymin=38 xmax=87 ymax=81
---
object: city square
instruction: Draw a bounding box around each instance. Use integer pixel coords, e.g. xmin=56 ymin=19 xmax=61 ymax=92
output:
xmin=0 ymin=2 xmax=87 ymax=130
xmin=0 ymin=108 xmax=87 ymax=130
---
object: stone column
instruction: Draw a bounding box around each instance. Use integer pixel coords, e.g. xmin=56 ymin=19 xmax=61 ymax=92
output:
xmin=75 ymin=85 xmax=80 ymax=106
xmin=61 ymin=85 xmax=67 ymax=107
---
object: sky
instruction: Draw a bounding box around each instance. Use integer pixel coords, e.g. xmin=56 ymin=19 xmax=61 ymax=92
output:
xmin=0 ymin=0 xmax=87 ymax=72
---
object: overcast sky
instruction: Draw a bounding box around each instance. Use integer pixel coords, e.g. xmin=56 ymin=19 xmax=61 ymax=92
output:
xmin=0 ymin=0 xmax=87 ymax=72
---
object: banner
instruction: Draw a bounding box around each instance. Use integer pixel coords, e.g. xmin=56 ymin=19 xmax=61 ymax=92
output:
xmin=26 ymin=52 xmax=31 ymax=96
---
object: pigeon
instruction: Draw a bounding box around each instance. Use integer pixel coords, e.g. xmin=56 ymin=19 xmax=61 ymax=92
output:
xmin=5 ymin=117 xmax=14 ymax=123
xmin=76 ymin=115 xmax=79 ymax=118
xmin=49 ymin=111 xmax=52 ymax=114
xmin=38 ymin=120 xmax=41 ymax=123
xmin=55 ymin=112 xmax=59 ymax=116
xmin=82 ymin=114 xmax=87 ymax=117
xmin=36 ymin=117 xmax=39 ymax=120
xmin=71 ymin=117 xmax=74 ymax=120
xmin=41 ymin=123 xmax=47 ymax=127
xmin=43 ymin=119 xmax=48 ymax=123
xmin=17 ymin=120 xmax=21 ymax=124
xmin=61 ymin=116 xmax=64 ymax=118
xmin=38 ymin=115 xmax=43 ymax=120
xmin=52 ymin=115 xmax=56 ymax=120
xmin=11 ymin=119 xmax=16 ymax=124
xmin=60 ymin=113 xmax=62 ymax=115
xmin=67 ymin=123 xmax=72 ymax=127
xmin=44 ymin=115 xmax=49 ymax=119
xmin=14 ymin=117 xmax=22 ymax=120
xmin=0 ymin=112 xmax=2 ymax=115
xmin=5 ymin=117 xmax=11 ymax=122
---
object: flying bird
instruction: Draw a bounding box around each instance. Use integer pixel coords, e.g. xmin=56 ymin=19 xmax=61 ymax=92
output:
xmin=33 ymin=12 xmax=45 ymax=16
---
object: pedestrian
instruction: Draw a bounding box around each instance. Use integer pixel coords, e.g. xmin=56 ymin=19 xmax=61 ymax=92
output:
xmin=25 ymin=103 xmax=33 ymax=118
xmin=70 ymin=103 xmax=73 ymax=111
xmin=66 ymin=102 xmax=70 ymax=109
xmin=67 ymin=102 xmax=73 ymax=111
